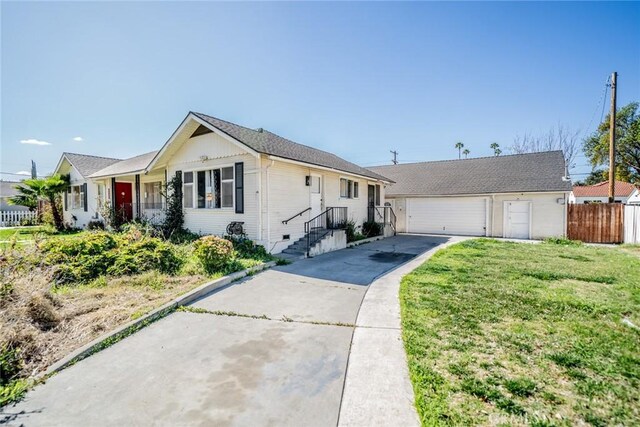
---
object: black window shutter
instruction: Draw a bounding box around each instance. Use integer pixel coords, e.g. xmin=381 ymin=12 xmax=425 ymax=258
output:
xmin=175 ymin=171 xmax=182 ymax=200
xmin=235 ymin=162 xmax=244 ymax=214
xmin=64 ymin=188 xmax=70 ymax=211
xmin=83 ymin=183 xmax=88 ymax=212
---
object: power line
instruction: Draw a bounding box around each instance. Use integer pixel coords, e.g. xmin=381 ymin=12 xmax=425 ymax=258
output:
xmin=582 ymin=75 xmax=610 ymax=139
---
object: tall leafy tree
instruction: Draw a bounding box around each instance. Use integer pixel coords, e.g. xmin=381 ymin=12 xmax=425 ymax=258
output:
xmin=455 ymin=141 xmax=464 ymax=159
xmin=583 ymin=102 xmax=640 ymax=183
xmin=9 ymin=175 xmax=69 ymax=231
xmin=462 ymin=149 xmax=470 ymax=159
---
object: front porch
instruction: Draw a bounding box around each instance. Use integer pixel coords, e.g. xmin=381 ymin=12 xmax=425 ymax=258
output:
xmin=97 ymin=172 xmax=166 ymax=225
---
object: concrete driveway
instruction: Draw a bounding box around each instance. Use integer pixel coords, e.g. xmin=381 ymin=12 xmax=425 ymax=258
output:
xmin=2 ymin=235 xmax=450 ymax=427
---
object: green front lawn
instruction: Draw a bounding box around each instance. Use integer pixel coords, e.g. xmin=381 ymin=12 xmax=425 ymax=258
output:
xmin=0 ymin=226 xmax=84 ymax=247
xmin=400 ymin=239 xmax=640 ymax=426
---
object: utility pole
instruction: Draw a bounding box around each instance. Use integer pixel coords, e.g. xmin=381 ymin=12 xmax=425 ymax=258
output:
xmin=390 ymin=150 xmax=398 ymax=165
xmin=608 ymin=72 xmax=617 ymax=203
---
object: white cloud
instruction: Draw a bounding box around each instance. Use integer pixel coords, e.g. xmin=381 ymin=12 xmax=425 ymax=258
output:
xmin=73 ymin=136 xmax=84 ymax=142
xmin=15 ymin=171 xmax=31 ymax=176
xmin=20 ymin=138 xmax=51 ymax=146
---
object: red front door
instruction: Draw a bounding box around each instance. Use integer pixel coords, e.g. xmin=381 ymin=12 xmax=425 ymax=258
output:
xmin=115 ymin=182 xmax=133 ymax=221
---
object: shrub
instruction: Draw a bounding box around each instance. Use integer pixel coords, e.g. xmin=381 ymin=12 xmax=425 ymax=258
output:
xmin=225 ymin=236 xmax=271 ymax=261
xmin=40 ymin=230 xmax=183 ymax=284
xmin=193 ymin=236 xmax=234 ymax=273
xmin=161 ymin=174 xmax=184 ymax=238
xmin=362 ymin=220 xmax=382 ymax=238
xmin=87 ymin=220 xmax=105 ymax=230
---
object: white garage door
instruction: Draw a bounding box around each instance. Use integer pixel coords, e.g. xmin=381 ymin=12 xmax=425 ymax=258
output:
xmin=407 ymin=197 xmax=488 ymax=236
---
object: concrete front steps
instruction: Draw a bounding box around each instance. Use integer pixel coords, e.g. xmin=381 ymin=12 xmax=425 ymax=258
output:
xmin=279 ymin=229 xmax=333 ymax=259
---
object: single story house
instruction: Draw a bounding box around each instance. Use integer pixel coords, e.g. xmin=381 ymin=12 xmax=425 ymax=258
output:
xmin=368 ymin=151 xmax=572 ymax=239
xmin=569 ymin=180 xmax=639 ymax=204
xmin=55 ymin=152 xmax=122 ymax=227
xmin=54 ymin=112 xmax=391 ymax=254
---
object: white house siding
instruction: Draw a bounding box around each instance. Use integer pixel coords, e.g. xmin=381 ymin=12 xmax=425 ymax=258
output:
xmin=164 ymin=132 xmax=259 ymax=240
xmin=388 ymin=192 xmax=567 ymax=239
xmin=262 ymin=157 xmax=385 ymax=254
xmin=58 ymin=159 xmax=100 ymax=228
xmin=491 ymin=192 xmax=566 ymax=239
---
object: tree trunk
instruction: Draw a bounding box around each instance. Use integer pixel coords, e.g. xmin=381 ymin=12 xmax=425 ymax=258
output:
xmin=49 ymin=195 xmax=64 ymax=231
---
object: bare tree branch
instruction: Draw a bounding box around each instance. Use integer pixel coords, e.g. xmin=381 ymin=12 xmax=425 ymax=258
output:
xmin=509 ymin=124 xmax=581 ymax=168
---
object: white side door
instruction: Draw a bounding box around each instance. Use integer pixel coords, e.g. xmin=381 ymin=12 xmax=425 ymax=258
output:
xmin=504 ymin=201 xmax=532 ymax=239
xmin=310 ymin=174 xmax=322 ymax=218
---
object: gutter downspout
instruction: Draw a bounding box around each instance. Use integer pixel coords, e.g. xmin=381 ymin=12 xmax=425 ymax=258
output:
xmin=265 ymin=159 xmax=275 ymax=252
xmin=490 ymin=194 xmax=496 ymax=237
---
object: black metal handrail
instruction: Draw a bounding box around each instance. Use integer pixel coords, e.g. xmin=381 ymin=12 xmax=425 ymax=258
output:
xmin=304 ymin=207 xmax=348 ymax=256
xmin=282 ymin=207 xmax=312 ymax=224
xmin=368 ymin=206 xmax=397 ymax=236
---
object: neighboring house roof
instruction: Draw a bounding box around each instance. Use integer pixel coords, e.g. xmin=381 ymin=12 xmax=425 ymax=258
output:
xmin=190 ymin=112 xmax=390 ymax=182
xmin=60 ymin=153 xmax=122 ymax=178
xmin=572 ymin=180 xmax=637 ymax=198
xmin=0 ymin=181 xmax=22 ymax=198
xmin=368 ymin=151 xmax=572 ymax=196
xmin=89 ymin=151 xmax=159 ymax=178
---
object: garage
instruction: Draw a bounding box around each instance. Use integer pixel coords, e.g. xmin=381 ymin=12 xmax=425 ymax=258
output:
xmin=406 ymin=197 xmax=487 ymax=236
xmin=369 ymin=151 xmax=572 ymax=239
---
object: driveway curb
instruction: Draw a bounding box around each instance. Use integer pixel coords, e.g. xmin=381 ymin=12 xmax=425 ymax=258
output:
xmin=41 ymin=261 xmax=277 ymax=377
xmin=338 ymin=236 xmax=468 ymax=426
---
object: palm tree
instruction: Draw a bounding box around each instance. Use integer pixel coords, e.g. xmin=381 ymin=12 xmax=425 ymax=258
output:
xmin=455 ymin=142 xmax=464 ymax=159
xmin=9 ymin=175 xmax=69 ymax=231
xmin=490 ymin=142 xmax=501 ymax=156
xmin=463 ymin=149 xmax=470 ymax=159
xmin=494 ymin=148 xmax=502 ymax=156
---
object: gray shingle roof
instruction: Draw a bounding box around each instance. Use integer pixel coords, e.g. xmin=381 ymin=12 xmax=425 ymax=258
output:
xmin=368 ymin=151 xmax=572 ymax=196
xmin=89 ymin=151 xmax=159 ymax=178
xmin=1 ymin=181 xmax=22 ymax=198
xmin=63 ymin=153 xmax=121 ymax=178
xmin=191 ymin=112 xmax=390 ymax=182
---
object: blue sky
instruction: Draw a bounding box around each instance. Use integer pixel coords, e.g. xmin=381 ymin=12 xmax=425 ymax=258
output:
xmin=1 ymin=1 xmax=639 ymax=180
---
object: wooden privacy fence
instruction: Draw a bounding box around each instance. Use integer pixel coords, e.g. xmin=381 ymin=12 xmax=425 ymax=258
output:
xmin=0 ymin=210 xmax=38 ymax=227
xmin=567 ymin=203 xmax=624 ymax=244
xmin=624 ymin=205 xmax=640 ymax=244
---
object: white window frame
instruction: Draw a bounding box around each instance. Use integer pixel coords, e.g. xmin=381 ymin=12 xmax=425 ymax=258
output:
xmin=340 ymin=178 xmax=358 ymax=199
xmin=183 ymin=164 xmax=234 ymax=210
xmin=143 ymin=181 xmax=163 ymax=209
xmin=71 ymin=185 xmax=84 ymax=210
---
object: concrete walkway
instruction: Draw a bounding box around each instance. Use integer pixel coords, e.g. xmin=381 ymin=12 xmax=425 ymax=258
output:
xmin=1 ymin=235 xmax=451 ymax=427
xmin=338 ymin=236 xmax=467 ymax=426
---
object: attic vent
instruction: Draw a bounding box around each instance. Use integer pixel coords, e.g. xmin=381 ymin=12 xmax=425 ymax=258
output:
xmin=190 ymin=124 xmax=213 ymax=138
xmin=257 ymin=128 xmax=264 ymax=133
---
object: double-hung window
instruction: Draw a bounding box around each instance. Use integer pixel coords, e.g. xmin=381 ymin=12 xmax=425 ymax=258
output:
xmin=340 ymin=178 xmax=358 ymax=199
xmin=185 ymin=166 xmax=234 ymax=209
xmin=70 ymin=185 xmax=84 ymax=209
xmin=144 ymin=182 xmax=162 ymax=209
xmin=183 ymin=172 xmax=194 ymax=208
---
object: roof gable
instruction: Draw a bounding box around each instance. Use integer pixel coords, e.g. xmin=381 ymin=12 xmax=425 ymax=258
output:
xmin=189 ymin=112 xmax=390 ymax=181
xmin=368 ymin=151 xmax=572 ymax=196
xmin=57 ymin=153 xmax=121 ymax=178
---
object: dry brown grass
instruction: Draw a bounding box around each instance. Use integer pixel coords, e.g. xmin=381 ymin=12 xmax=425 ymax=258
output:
xmin=0 ymin=246 xmax=206 ymax=378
